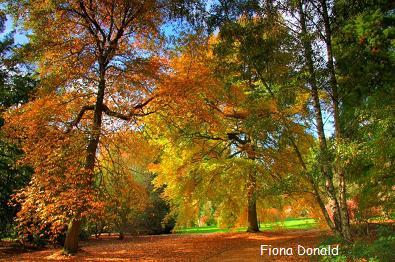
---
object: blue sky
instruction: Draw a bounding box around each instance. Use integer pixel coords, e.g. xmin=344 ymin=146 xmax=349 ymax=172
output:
xmin=0 ymin=14 xmax=29 ymax=44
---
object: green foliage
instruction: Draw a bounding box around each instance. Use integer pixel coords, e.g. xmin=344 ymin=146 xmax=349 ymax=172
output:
xmin=0 ymin=141 xmax=33 ymax=238
xmin=320 ymin=225 xmax=395 ymax=262
xmin=85 ymin=172 xmax=174 ymax=236
xmin=0 ymin=18 xmax=36 ymax=239
xmin=333 ymin=3 xmax=395 ymax=217
xmin=135 ymin=185 xmax=176 ymax=234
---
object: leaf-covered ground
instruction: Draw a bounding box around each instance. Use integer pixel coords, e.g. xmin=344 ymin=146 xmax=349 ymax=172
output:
xmin=0 ymin=229 xmax=325 ymax=261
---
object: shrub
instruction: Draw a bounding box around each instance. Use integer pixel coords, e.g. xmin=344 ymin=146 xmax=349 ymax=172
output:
xmin=319 ymin=225 xmax=395 ymax=262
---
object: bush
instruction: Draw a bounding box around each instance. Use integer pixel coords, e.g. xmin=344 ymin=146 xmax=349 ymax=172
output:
xmin=17 ymin=221 xmax=67 ymax=247
xmin=319 ymin=225 xmax=395 ymax=262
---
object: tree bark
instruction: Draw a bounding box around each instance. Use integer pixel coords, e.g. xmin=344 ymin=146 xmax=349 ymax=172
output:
xmin=289 ymin=139 xmax=337 ymax=231
xmin=338 ymin=172 xmax=351 ymax=239
xmin=247 ymin=171 xmax=260 ymax=232
xmin=320 ymin=0 xmax=341 ymax=139
xmin=320 ymin=0 xmax=352 ymax=241
xmin=297 ymin=0 xmax=343 ymax=235
xmin=63 ymin=64 xmax=107 ymax=253
xmin=119 ymin=231 xmax=125 ymax=240
xmin=63 ymin=219 xmax=82 ymax=254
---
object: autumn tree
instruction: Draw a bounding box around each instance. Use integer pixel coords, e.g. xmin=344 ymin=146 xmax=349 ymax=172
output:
xmin=2 ymin=0 xmax=392 ymax=254
xmin=149 ymin=13 xmax=314 ymax=232
xmin=4 ymin=0 xmax=204 ymax=254
xmin=207 ymin=1 xmax=321 ymax=232
xmin=147 ymin=36 xmax=250 ymax=229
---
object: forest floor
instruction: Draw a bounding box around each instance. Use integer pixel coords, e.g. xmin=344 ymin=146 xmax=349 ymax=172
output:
xmin=0 ymin=229 xmax=328 ymax=261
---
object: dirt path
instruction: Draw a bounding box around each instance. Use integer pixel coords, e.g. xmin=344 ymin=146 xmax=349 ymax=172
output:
xmin=0 ymin=229 xmax=328 ymax=261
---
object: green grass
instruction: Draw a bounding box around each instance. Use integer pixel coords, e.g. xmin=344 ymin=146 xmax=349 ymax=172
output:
xmin=175 ymin=217 xmax=317 ymax=234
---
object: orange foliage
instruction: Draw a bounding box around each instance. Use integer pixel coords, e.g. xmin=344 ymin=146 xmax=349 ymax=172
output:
xmin=4 ymin=0 xmax=168 ymax=244
xmin=3 ymin=94 xmax=104 ymax=241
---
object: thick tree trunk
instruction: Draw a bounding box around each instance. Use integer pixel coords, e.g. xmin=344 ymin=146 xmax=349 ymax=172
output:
xmin=119 ymin=215 xmax=127 ymax=240
xmin=63 ymin=66 xmax=107 ymax=253
xmin=247 ymin=172 xmax=260 ymax=233
xmin=63 ymin=219 xmax=82 ymax=254
xmin=247 ymin=196 xmax=259 ymax=232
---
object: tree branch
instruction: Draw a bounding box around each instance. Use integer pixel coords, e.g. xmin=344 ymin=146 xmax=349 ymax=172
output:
xmin=227 ymin=132 xmax=249 ymax=145
xmin=102 ymin=96 xmax=157 ymax=120
xmin=206 ymin=100 xmax=248 ymax=119
xmin=66 ymin=105 xmax=95 ymax=133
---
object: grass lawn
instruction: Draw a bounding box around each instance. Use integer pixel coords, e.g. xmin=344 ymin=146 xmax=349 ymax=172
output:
xmin=175 ymin=217 xmax=317 ymax=234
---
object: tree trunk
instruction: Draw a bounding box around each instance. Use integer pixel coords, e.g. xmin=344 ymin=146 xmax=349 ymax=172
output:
xmin=247 ymin=172 xmax=260 ymax=233
xmin=320 ymin=0 xmax=341 ymax=139
xmin=289 ymin=139 xmax=336 ymax=231
xmin=339 ymin=172 xmax=351 ymax=239
xmin=63 ymin=65 xmax=107 ymax=252
xmin=297 ymin=0 xmax=344 ymax=235
xmin=119 ymin=215 xmax=127 ymax=240
xmin=63 ymin=219 xmax=82 ymax=254
xmin=320 ymin=0 xmax=352 ymax=241
xmin=119 ymin=231 xmax=124 ymax=240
